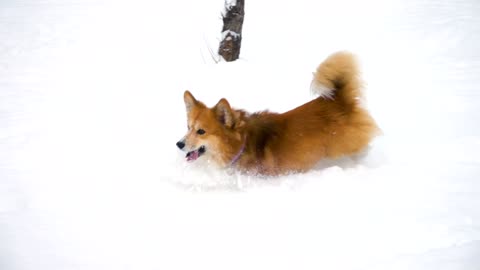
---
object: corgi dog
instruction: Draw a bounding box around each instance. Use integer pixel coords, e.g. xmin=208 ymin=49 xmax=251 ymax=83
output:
xmin=176 ymin=52 xmax=379 ymax=175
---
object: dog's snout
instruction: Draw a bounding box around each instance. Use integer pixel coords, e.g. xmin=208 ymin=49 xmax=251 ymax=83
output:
xmin=176 ymin=141 xmax=185 ymax=149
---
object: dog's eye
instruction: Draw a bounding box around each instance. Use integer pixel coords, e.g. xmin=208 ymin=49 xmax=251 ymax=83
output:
xmin=197 ymin=129 xmax=206 ymax=135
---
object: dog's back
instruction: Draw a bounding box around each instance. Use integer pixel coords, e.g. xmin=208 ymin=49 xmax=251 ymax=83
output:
xmin=240 ymin=52 xmax=379 ymax=174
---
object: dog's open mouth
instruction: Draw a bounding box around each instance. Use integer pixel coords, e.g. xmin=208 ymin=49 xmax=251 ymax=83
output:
xmin=186 ymin=146 xmax=206 ymax=162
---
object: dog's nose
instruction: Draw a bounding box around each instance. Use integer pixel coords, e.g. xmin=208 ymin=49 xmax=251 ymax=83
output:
xmin=176 ymin=141 xmax=185 ymax=149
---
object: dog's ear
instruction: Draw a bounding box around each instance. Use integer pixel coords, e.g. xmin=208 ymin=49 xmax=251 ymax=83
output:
xmin=184 ymin=90 xmax=197 ymax=113
xmin=214 ymin=98 xmax=234 ymax=128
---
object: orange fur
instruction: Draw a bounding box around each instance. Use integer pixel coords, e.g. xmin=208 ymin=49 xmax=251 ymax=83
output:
xmin=177 ymin=52 xmax=379 ymax=175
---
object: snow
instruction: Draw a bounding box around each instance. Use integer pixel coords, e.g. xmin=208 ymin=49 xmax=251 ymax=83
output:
xmin=221 ymin=30 xmax=241 ymax=40
xmin=1 ymin=0 xmax=480 ymax=269
xmin=225 ymin=0 xmax=238 ymax=10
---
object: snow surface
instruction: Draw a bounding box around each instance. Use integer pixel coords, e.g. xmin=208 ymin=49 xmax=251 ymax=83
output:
xmin=225 ymin=0 xmax=238 ymax=10
xmin=221 ymin=30 xmax=241 ymax=41
xmin=1 ymin=0 xmax=480 ymax=269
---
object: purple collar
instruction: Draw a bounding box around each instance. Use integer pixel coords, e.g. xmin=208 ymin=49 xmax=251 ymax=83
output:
xmin=229 ymin=136 xmax=246 ymax=166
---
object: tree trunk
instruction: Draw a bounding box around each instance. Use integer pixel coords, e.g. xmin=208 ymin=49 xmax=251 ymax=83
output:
xmin=218 ymin=0 xmax=245 ymax=62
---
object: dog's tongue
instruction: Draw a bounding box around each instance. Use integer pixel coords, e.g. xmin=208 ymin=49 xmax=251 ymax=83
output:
xmin=186 ymin=150 xmax=199 ymax=162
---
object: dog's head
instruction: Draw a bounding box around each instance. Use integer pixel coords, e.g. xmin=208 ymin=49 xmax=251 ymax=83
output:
xmin=176 ymin=90 xmax=243 ymax=166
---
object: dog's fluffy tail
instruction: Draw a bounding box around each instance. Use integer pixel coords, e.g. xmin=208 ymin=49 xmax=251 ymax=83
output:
xmin=311 ymin=51 xmax=362 ymax=106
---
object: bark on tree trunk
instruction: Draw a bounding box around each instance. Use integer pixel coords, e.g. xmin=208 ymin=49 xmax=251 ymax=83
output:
xmin=218 ymin=0 xmax=245 ymax=62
